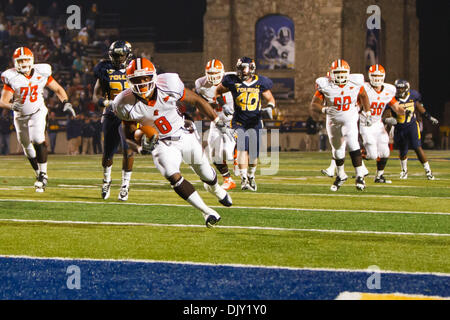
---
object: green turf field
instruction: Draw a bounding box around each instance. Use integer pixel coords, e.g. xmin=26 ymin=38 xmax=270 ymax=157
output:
xmin=0 ymin=151 xmax=449 ymax=274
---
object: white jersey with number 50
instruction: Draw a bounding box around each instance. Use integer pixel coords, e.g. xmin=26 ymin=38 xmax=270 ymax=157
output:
xmin=315 ymin=74 xmax=365 ymax=123
xmin=360 ymin=82 xmax=397 ymax=124
xmin=112 ymin=73 xmax=186 ymax=139
xmin=1 ymin=64 xmax=53 ymax=116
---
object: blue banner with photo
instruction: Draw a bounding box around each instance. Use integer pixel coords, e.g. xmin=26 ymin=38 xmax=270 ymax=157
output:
xmin=256 ymin=15 xmax=295 ymax=70
xmin=271 ymin=78 xmax=295 ymax=100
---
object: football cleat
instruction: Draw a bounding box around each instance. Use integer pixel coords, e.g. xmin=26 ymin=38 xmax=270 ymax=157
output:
xmin=321 ymin=168 xmax=334 ymax=178
xmin=218 ymin=193 xmax=233 ymax=207
xmin=330 ymin=175 xmax=348 ymax=192
xmin=241 ymin=176 xmax=255 ymax=191
xmin=34 ymin=172 xmax=48 ymax=192
xmin=248 ymin=176 xmax=257 ymax=192
xmin=118 ymin=185 xmax=129 ymax=201
xmin=355 ymin=176 xmax=366 ymax=191
xmin=221 ymin=176 xmax=236 ymax=191
xmin=400 ymin=170 xmax=408 ymax=180
xmin=425 ymin=170 xmax=435 ymax=180
xmin=102 ymin=180 xmax=112 ymax=199
xmin=374 ymin=175 xmax=392 ymax=184
xmin=205 ymin=215 xmax=221 ymax=228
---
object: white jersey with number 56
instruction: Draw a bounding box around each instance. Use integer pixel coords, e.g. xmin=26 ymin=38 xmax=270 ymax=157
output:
xmin=1 ymin=64 xmax=53 ymax=116
xmin=360 ymin=82 xmax=397 ymax=124
xmin=112 ymin=73 xmax=186 ymax=139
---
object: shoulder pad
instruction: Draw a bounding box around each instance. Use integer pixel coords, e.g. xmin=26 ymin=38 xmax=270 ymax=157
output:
xmin=34 ymin=64 xmax=52 ymax=78
xmin=315 ymin=77 xmax=330 ymax=91
xmin=348 ymin=73 xmax=365 ymax=86
xmin=1 ymin=69 xmax=17 ymax=85
xmin=194 ymin=76 xmax=207 ymax=90
xmin=156 ymin=73 xmax=185 ymax=100
xmin=383 ymin=83 xmax=396 ymax=96
xmin=111 ymin=89 xmax=136 ymax=115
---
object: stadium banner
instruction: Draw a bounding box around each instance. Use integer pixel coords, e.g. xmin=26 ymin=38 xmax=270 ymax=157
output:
xmin=270 ymin=78 xmax=295 ymax=100
xmin=255 ymin=15 xmax=295 ymax=70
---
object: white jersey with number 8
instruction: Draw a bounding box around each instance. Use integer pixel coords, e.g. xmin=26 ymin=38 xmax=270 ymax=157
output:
xmin=112 ymin=73 xmax=186 ymax=139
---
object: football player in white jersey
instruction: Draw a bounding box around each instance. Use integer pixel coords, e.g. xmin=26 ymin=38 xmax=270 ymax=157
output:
xmin=112 ymin=57 xmax=232 ymax=228
xmin=194 ymin=59 xmax=236 ymax=191
xmin=311 ymin=59 xmax=372 ymax=191
xmin=359 ymin=64 xmax=405 ymax=183
xmin=0 ymin=47 xmax=75 ymax=192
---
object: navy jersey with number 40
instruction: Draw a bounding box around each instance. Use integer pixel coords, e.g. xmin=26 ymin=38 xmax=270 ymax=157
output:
xmin=93 ymin=60 xmax=130 ymax=116
xmin=222 ymin=74 xmax=273 ymax=127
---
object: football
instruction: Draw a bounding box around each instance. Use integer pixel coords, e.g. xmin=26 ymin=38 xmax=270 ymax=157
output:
xmin=134 ymin=125 xmax=158 ymax=145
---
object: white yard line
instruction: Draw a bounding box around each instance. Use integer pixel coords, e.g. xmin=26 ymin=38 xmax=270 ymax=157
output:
xmin=0 ymin=254 xmax=449 ymax=277
xmin=1 ymin=218 xmax=449 ymax=238
xmin=0 ymin=198 xmax=449 ymax=216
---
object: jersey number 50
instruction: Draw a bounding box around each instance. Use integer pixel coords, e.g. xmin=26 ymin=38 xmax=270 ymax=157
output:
xmin=333 ymin=96 xmax=351 ymax=111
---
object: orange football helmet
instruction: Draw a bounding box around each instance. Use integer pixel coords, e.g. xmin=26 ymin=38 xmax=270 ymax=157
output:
xmin=126 ymin=58 xmax=157 ymax=98
xmin=205 ymin=59 xmax=224 ymax=86
xmin=13 ymin=47 xmax=34 ymax=74
xmin=368 ymin=64 xmax=386 ymax=87
xmin=330 ymin=59 xmax=350 ymax=85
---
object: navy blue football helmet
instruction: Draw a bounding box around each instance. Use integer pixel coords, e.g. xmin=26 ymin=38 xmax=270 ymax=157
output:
xmin=236 ymin=57 xmax=256 ymax=81
xmin=394 ymin=79 xmax=410 ymax=99
xmin=108 ymin=40 xmax=133 ymax=69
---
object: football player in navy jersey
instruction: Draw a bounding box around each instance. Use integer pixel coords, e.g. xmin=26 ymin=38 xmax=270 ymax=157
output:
xmin=215 ymin=57 xmax=276 ymax=191
xmin=93 ymin=40 xmax=137 ymax=200
xmin=392 ymin=79 xmax=439 ymax=180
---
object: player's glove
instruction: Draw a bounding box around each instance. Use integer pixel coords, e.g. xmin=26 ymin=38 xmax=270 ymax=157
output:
xmin=222 ymin=104 xmax=234 ymax=117
xmin=321 ymin=107 xmax=330 ymax=114
xmin=214 ymin=117 xmax=228 ymax=133
xmin=10 ymin=101 xmax=23 ymax=112
xmin=140 ymin=134 xmax=158 ymax=155
xmin=98 ymin=98 xmax=112 ymax=108
xmin=361 ymin=111 xmax=373 ymax=126
xmin=423 ymin=111 xmax=439 ymax=125
xmin=262 ymin=107 xmax=273 ymax=120
xmin=63 ymin=101 xmax=76 ymax=117
xmin=383 ymin=117 xmax=397 ymax=126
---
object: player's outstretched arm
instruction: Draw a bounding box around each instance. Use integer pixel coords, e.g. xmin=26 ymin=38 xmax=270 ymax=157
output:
xmin=215 ymin=83 xmax=229 ymax=100
xmin=416 ymin=101 xmax=439 ymax=125
xmin=93 ymin=79 xmax=111 ymax=109
xmin=357 ymin=87 xmax=370 ymax=113
xmin=184 ymin=87 xmax=218 ymax=122
xmin=310 ymin=93 xmax=325 ymax=115
xmin=0 ymin=88 xmax=14 ymax=110
xmin=46 ymin=79 xmax=76 ymax=116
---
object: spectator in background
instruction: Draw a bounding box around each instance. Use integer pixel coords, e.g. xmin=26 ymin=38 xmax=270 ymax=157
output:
xmin=304 ymin=116 xmax=318 ymax=151
xmin=77 ymin=27 xmax=89 ymax=45
xmin=81 ymin=115 xmax=95 ymax=155
xmin=72 ymin=53 xmax=84 ymax=73
xmin=22 ymin=2 xmax=35 ymax=18
xmin=318 ymin=121 xmax=327 ymax=152
xmin=0 ymin=15 xmax=9 ymax=43
xmin=50 ymin=29 xmax=62 ymax=48
xmin=0 ymin=109 xmax=11 ymax=155
xmin=4 ymin=0 xmax=17 ymax=20
xmin=47 ymin=111 xmax=60 ymax=154
xmin=47 ymin=1 xmax=60 ymax=24
xmin=85 ymin=3 xmax=98 ymax=29
xmin=66 ymin=115 xmax=82 ymax=155
xmin=92 ymin=113 xmax=102 ymax=154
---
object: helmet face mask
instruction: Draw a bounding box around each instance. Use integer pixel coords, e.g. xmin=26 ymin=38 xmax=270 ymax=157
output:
xmin=126 ymin=58 xmax=157 ymax=98
xmin=394 ymin=79 xmax=410 ymax=99
xmin=109 ymin=40 xmax=132 ymax=69
xmin=236 ymin=57 xmax=256 ymax=81
xmin=13 ymin=47 xmax=34 ymax=74
xmin=330 ymin=59 xmax=350 ymax=86
xmin=205 ymin=59 xmax=224 ymax=86
xmin=368 ymin=64 xmax=386 ymax=87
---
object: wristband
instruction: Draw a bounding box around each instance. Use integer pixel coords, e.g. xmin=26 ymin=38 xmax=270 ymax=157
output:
xmin=423 ymin=111 xmax=431 ymax=120
xmin=267 ymin=102 xmax=275 ymax=108
xmin=62 ymin=100 xmax=69 ymax=105
xmin=213 ymin=117 xmax=220 ymax=124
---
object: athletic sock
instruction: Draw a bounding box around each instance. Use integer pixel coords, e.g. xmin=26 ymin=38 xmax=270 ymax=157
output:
xmin=376 ymin=170 xmax=384 ymax=178
xmin=186 ymin=191 xmax=210 ymax=215
xmin=248 ymin=166 xmax=257 ymax=178
xmin=423 ymin=162 xmax=431 ymax=172
xmin=336 ymin=165 xmax=346 ymax=178
xmin=122 ymin=170 xmax=132 ymax=188
xmin=103 ymin=165 xmax=112 ymax=182
xmin=355 ymin=166 xmax=364 ymax=178
xmin=38 ymin=162 xmax=47 ymax=175
xmin=401 ymin=159 xmax=408 ymax=172
xmin=240 ymin=168 xmax=248 ymax=180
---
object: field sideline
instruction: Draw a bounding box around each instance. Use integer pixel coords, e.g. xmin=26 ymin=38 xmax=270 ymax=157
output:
xmin=0 ymin=151 xmax=449 ymax=299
